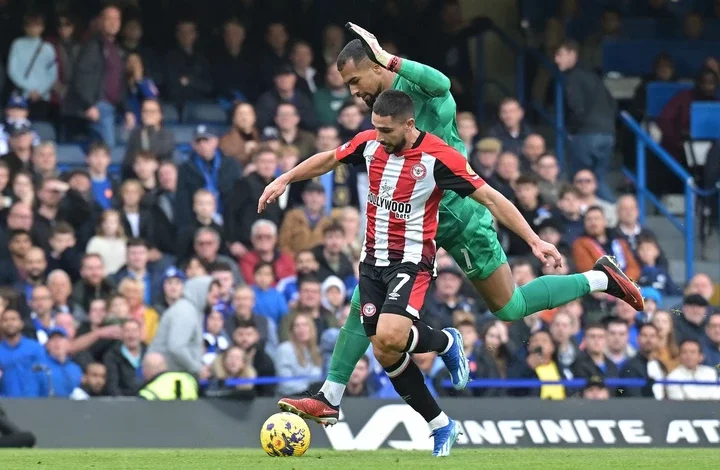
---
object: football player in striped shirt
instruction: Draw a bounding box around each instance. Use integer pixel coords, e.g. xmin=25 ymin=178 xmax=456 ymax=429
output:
xmin=273 ymin=23 xmax=644 ymax=440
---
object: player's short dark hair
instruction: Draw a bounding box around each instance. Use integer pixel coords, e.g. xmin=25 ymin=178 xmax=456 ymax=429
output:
xmin=372 ymin=89 xmax=415 ymax=122
xmin=337 ymin=39 xmax=368 ymax=71
xmin=516 ymin=174 xmax=538 ymax=186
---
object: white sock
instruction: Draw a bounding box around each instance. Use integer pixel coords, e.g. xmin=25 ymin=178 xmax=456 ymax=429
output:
xmin=583 ymin=270 xmax=609 ymax=292
xmin=319 ymin=381 xmax=346 ymax=407
xmin=440 ymin=330 xmax=454 ymax=355
xmin=428 ymin=411 xmax=450 ymax=431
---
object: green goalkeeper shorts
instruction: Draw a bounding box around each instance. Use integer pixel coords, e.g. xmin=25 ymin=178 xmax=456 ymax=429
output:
xmin=436 ymin=191 xmax=507 ymax=281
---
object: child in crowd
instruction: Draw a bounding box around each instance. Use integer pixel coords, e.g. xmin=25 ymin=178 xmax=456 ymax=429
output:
xmin=86 ymin=209 xmax=127 ymax=276
xmin=637 ymin=237 xmax=679 ymax=296
xmin=251 ymin=262 xmax=288 ymax=326
xmin=203 ymin=309 xmax=230 ymax=366
xmin=320 ymin=276 xmax=346 ymax=319
xmin=86 ymin=142 xmax=117 ymax=210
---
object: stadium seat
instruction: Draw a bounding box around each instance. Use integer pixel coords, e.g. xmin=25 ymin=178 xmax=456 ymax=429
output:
xmin=166 ymin=124 xmax=199 ymax=144
xmin=182 ymin=101 xmax=228 ymax=124
xmin=689 ymin=102 xmax=720 ymax=140
xmin=602 ymin=40 xmax=720 ymax=77
xmin=604 ymin=77 xmax=641 ymax=100
xmin=173 ymin=145 xmax=191 ymax=164
xmin=645 ymin=82 xmax=692 ymax=120
xmin=55 ymin=144 xmax=86 ymax=166
xmin=34 ymin=121 xmax=56 ymax=142
xmin=683 ymin=102 xmax=720 ymax=168
xmin=162 ymin=103 xmax=180 ymax=123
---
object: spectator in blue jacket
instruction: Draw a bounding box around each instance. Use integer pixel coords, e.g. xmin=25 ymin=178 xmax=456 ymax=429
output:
xmin=0 ymin=309 xmax=46 ymax=397
xmin=251 ymin=262 xmax=288 ymax=326
xmin=41 ymin=327 xmax=82 ymax=397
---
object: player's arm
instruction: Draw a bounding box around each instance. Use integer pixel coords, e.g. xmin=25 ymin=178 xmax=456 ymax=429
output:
xmin=346 ymin=22 xmax=450 ymax=97
xmin=257 ymin=150 xmax=338 ymax=213
xmin=258 ymin=130 xmax=373 ymax=213
xmin=472 ymin=185 xmax=561 ymax=267
xmin=433 ymin=147 xmax=562 ymax=267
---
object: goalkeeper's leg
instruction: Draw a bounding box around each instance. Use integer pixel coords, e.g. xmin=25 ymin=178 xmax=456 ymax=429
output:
xmin=278 ymin=287 xmax=370 ymax=425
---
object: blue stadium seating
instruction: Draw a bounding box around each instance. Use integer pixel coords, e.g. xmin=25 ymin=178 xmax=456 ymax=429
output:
xmin=182 ymin=101 xmax=227 ymax=124
xmin=690 ymin=102 xmax=720 ymax=139
xmin=161 ymin=103 xmax=180 ymax=123
xmin=645 ymin=82 xmax=693 ymax=119
xmin=34 ymin=121 xmax=56 ymax=142
xmin=602 ymin=40 xmax=720 ymax=77
xmin=55 ymin=144 xmax=86 ymax=166
xmin=165 ymin=124 xmax=198 ymax=144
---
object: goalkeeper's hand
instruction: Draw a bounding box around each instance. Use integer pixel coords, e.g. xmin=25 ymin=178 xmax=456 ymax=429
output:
xmin=345 ymin=22 xmax=401 ymax=72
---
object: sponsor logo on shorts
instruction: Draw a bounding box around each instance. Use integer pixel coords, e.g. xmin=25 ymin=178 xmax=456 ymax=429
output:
xmin=362 ymin=303 xmax=377 ymax=317
xmin=411 ymin=163 xmax=427 ymax=180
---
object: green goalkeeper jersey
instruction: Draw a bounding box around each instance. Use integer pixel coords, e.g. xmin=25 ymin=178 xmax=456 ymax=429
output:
xmin=391 ymin=59 xmax=467 ymax=159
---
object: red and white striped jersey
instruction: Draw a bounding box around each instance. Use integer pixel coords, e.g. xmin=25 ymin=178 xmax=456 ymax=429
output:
xmin=335 ymin=129 xmax=485 ymax=269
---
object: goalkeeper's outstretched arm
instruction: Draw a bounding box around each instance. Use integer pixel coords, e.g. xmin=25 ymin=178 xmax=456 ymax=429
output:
xmin=346 ymin=22 xmax=451 ymax=97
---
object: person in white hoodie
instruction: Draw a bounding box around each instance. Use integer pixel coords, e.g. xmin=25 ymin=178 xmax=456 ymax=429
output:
xmin=666 ymin=339 xmax=720 ymax=401
xmin=148 ymin=276 xmax=221 ymax=380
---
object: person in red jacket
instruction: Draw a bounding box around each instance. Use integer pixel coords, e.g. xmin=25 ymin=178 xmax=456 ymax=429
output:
xmin=239 ymin=219 xmax=295 ymax=286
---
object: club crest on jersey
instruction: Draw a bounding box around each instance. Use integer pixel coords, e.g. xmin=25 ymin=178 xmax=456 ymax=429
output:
xmin=362 ymin=303 xmax=377 ymax=317
xmin=411 ymin=163 xmax=427 ymax=180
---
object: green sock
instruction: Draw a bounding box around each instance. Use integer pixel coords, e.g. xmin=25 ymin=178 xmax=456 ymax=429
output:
xmin=494 ymin=274 xmax=591 ymax=322
xmin=326 ymin=287 xmax=371 ymax=386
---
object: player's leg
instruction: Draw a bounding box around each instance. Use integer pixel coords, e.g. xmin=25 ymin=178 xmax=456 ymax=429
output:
xmin=442 ymin=198 xmax=645 ymax=319
xmin=320 ymin=287 xmax=370 ymax=402
xmin=278 ymin=286 xmax=370 ymax=425
xmin=368 ymin=265 xmax=461 ymax=457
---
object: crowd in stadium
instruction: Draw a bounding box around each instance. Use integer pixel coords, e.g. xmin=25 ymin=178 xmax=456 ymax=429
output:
xmin=0 ymin=0 xmax=719 ymax=403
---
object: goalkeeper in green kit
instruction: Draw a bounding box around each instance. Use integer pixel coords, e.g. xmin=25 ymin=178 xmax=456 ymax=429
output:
xmin=279 ymin=23 xmax=644 ymax=425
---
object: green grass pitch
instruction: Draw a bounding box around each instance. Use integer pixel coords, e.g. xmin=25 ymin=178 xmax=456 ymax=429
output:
xmin=1 ymin=449 xmax=718 ymax=469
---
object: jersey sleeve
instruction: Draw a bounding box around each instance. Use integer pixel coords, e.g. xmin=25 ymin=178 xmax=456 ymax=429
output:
xmin=432 ymin=147 xmax=486 ymax=197
xmin=335 ymin=129 xmax=377 ymax=166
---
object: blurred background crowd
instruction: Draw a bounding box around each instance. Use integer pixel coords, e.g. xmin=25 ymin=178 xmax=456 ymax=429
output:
xmin=0 ymin=0 xmax=719 ymax=403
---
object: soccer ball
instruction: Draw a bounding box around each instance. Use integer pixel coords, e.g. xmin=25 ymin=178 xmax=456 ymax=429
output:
xmin=260 ymin=412 xmax=311 ymax=457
